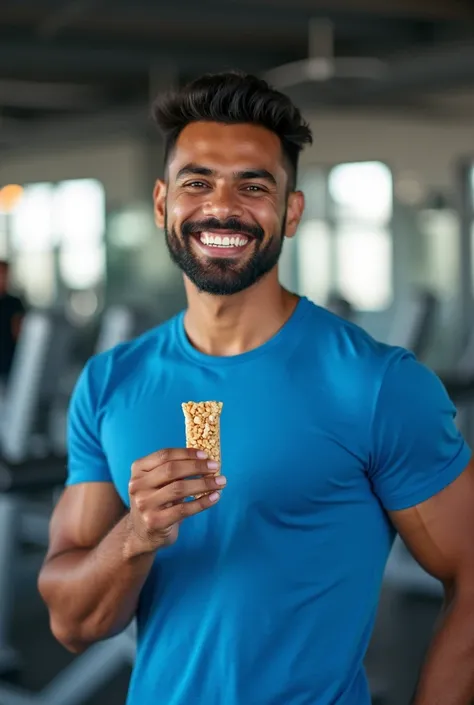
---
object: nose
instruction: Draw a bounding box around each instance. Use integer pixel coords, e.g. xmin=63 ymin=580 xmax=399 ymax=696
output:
xmin=202 ymin=183 xmax=244 ymax=221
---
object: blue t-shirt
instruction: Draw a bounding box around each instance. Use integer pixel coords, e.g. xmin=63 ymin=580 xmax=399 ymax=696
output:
xmin=67 ymin=297 xmax=471 ymax=705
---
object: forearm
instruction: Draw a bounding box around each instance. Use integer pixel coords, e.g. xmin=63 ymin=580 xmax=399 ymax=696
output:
xmin=39 ymin=514 xmax=156 ymax=650
xmin=412 ymin=590 xmax=474 ymax=705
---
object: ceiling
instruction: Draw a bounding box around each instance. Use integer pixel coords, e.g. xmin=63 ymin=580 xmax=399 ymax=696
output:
xmin=1 ymin=0 xmax=474 ymax=145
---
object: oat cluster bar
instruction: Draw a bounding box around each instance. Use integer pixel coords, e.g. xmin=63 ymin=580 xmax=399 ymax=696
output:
xmin=181 ymin=401 xmax=223 ymax=465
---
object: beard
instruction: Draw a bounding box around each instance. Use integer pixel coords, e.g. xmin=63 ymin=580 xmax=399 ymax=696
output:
xmin=164 ymin=211 xmax=286 ymax=296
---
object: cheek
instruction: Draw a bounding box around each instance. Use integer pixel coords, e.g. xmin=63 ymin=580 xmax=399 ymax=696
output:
xmin=169 ymin=194 xmax=203 ymax=227
xmin=250 ymin=200 xmax=279 ymax=225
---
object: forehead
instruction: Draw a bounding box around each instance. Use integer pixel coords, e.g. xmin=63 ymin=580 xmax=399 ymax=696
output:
xmin=169 ymin=122 xmax=286 ymax=182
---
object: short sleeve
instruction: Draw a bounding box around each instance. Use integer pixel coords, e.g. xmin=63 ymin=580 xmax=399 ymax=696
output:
xmin=369 ymin=352 xmax=471 ymax=511
xmin=66 ymin=358 xmax=112 ymax=486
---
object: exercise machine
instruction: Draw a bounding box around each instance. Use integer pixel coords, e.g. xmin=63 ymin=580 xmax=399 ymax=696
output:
xmin=95 ymin=305 xmax=134 ymax=354
xmin=0 ymin=311 xmax=73 ymax=675
xmin=0 ymin=308 xmax=136 ymax=704
xmin=386 ymin=290 xmax=438 ymax=359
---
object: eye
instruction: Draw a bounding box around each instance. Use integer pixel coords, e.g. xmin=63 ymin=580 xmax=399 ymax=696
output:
xmin=242 ymin=184 xmax=265 ymax=193
xmin=185 ymin=181 xmax=209 ymax=189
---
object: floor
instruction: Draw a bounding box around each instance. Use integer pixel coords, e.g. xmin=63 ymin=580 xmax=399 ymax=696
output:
xmin=2 ymin=563 xmax=441 ymax=705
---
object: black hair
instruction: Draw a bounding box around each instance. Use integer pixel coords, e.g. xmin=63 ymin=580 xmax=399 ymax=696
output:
xmin=0 ymin=260 xmax=9 ymax=270
xmin=152 ymin=71 xmax=313 ymax=190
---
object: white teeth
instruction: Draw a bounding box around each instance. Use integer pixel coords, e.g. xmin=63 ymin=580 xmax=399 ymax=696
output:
xmin=199 ymin=232 xmax=250 ymax=248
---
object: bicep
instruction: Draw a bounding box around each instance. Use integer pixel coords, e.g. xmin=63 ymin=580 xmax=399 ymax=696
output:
xmin=389 ymin=457 xmax=474 ymax=589
xmin=47 ymin=482 xmax=126 ymax=559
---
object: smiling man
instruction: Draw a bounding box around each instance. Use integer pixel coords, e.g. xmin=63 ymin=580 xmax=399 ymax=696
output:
xmin=161 ymin=125 xmax=290 ymax=298
xmin=39 ymin=72 xmax=474 ymax=705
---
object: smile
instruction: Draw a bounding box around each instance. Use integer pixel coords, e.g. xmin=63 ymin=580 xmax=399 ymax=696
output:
xmin=191 ymin=230 xmax=254 ymax=258
xmin=199 ymin=231 xmax=250 ymax=248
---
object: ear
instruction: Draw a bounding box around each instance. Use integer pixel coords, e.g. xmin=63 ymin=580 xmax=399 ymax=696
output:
xmin=284 ymin=190 xmax=305 ymax=239
xmin=153 ymin=179 xmax=167 ymax=229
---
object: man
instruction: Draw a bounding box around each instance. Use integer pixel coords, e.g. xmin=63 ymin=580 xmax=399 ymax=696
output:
xmin=38 ymin=72 xmax=474 ymax=705
xmin=0 ymin=260 xmax=25 ymax=383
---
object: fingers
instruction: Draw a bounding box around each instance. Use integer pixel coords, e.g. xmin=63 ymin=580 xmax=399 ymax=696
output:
xmin=132 ymin=475 xmax=226 ymax=513
xmin=152 ymin=474 xmax=226 ymax=506
xmin=129 ymin=458 xmax=220 ymax=495
xmin=131 ymin=448 xmax=209 ymax=474
xmin=142 ymin=492 xmax=222 ymax=533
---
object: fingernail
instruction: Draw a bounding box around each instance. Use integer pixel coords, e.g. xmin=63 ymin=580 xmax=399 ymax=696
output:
xmin=196 ymin=450 xmax=208 ymax=459
xmin=209 ymin=492 xmax=220 ymax=502
xmin=215 ymin=476 xmax=226 ymax=486
xmin=207 ymin=460 xmax=219 ymax=470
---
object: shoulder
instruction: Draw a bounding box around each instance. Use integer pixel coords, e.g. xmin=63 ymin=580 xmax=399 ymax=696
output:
xmin=300 ymin=298 xmax=408 ymax=387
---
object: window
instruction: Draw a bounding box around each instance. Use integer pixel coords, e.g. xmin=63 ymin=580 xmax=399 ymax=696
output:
xmin=335 ymin=225 xmax=392 ymax=310
xmin=418 ymin=208 xmax=460 ymax=300
xmin=14 ymin=252 xmax=57 ymax=308
xmin=7 ymin=178 xmax=106 ymax=304
xmin=11 ymin=183 xmax=55 ymax=252
xmin=55 ymin=179 xmax=106 ymax=290
xmin=295 ymin=162 xmax=394 ymax=311
xmin=59 ymin=245 xmax=106 ymax=291
xmin=0 ymin=214 xmax=8 ymax=259
xmin=296 ymin=220 xmax=331 ymax=305
xmin=54 ymin=179 xmax=105 ymax=247
xmin=329 ymin=162 xmax=392 ymax=222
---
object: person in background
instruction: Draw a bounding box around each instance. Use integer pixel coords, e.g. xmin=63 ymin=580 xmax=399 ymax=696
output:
xmin=0 ymin=260 xmax=25 ymax=383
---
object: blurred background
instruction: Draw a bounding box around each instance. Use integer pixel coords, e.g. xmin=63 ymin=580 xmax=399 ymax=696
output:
xmin=0 ymin=1 xmax=474 ymax=703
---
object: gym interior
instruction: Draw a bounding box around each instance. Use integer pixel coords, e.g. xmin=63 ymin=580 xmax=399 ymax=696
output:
xmin=0 ymin=1 xmax=474 ymax=704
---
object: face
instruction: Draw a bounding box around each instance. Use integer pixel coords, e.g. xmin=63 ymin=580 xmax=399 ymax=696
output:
xmin=154 ymin=122 xmax=304 ymax=296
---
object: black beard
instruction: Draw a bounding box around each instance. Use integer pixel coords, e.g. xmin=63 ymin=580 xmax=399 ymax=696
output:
xmin=164 ymin=213 xmax=286 ymax=296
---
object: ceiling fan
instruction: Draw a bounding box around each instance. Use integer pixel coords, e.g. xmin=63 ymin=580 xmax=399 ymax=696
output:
xmin=263 ymin=18 xmax=388 ymax=90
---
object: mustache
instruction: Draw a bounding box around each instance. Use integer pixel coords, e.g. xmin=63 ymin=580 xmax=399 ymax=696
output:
xmin=181 ymin=217 xmax=264 ymax=242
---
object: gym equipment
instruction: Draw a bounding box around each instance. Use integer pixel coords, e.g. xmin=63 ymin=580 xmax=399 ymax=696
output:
xmin=0 ymin=310 xmax=74 ymax=463
xmin=387 ymin=290 xmax=438 ymax=359
xmin=0 ymin=306 xmax=138 ymax=704
xmin=443 ymin=324 xmax=474 ymax=443
xmin=0 ymin=623 xmax=135 ymax=705
xmin=0 ymin=311 xmax=73 ymax=675
xmin=384 ymin=537 xmax=442 ymax=597
xmin=95 ymin=305 xmax=134 ymax=354
xmin=0 ymin=459 xmax=134 ymax=705
xmin=0 ymin=458 xmax=66 ymax=677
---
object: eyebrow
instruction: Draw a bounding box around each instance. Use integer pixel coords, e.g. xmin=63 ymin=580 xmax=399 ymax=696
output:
xmin=176 ymin=164 xmax=277 ymax=187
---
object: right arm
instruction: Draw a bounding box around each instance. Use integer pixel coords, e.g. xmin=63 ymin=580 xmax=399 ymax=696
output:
xmin=38 ymin=481 xmax=152 ymax=654
xmin=38 ymin=449 xmax=225 ymax=653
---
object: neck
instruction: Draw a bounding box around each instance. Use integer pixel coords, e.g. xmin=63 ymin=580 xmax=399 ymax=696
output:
xmin=183 ymin=269 xmax=300 ymax=357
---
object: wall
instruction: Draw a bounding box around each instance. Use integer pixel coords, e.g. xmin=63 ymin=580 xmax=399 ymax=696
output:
xmin=0 ymin=137 xmax=150 ymax=206
xmin=301 ymin=107 xmax=474 ymax=191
